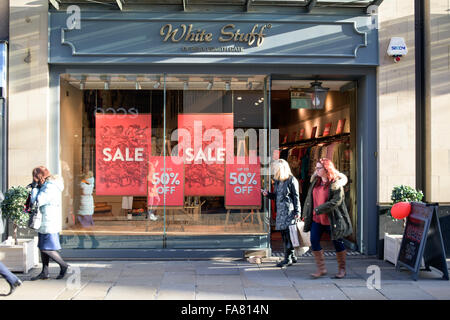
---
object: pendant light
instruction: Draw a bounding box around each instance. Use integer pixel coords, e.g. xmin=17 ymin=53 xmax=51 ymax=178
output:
xmin=305 ymin=81 xmax=329 ymax=109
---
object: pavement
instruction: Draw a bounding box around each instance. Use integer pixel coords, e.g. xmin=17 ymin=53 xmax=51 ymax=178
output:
xmin=1 ymin=255 xmax=450 ymax=301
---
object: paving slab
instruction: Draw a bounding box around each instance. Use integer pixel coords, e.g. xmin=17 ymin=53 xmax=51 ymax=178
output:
xmin=157 ymin=283 xmax=196 ymax=300
xmin=105 ymin=284 xmax=158 ymax=300
xmin=244 ymin=286 xmax=302 ymax=300
xmin=294 ymin=283 xmax=349 ymax=300
xmin=377 ymin=284 xmax=436 ymax=300
xmin=339 ymin=286 xmax=387 ymax=300
xmin=196 ymin=274 xmax=243 ymax=287
xmin=196 ymin=284 xmax=246 ymax=300
xmin=71 ymin=281 xmax=114 ymax=300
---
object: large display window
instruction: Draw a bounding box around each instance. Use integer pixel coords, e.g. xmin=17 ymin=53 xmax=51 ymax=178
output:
xmin=59 ymin=73 xmax=358 ymax=250
xmin=60 ymin=74 xmax=270 ymax=239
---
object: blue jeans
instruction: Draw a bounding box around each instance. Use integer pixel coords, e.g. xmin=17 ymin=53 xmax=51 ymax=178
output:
xmin=0 ymin=261 xmax=19 ymax=285
xmin=310 ymin=221 xmax=346 ymax=252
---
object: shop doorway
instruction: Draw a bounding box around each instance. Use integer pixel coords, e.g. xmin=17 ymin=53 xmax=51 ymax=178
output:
xmin=269 ymin=79 xmax=358 ymax=254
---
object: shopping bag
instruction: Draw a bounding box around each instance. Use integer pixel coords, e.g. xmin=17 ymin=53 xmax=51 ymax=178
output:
xmin=28 ymin=201 xmax=42 ymax=230
xmin=294 ymin=246 xmax=310 ymax=257
xmin=297 ymin=220 xmax=311 ymax=247
xmin=288 ymin=224 xmax=300 ymax=247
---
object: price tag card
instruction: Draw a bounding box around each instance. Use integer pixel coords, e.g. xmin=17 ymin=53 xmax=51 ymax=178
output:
xmin=148 ymin=156 xmax=184 ymax=207
xmin=225 ymin=157 xmax=261 ymax=208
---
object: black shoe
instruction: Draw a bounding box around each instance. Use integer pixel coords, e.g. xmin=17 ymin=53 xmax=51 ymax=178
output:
xmin=291 ymin=255 xmax=298 ymax=263
xmin=31 ymin=272 xmax=49 ymax=281
xmin=7 ymin=279 xmax=22 ymax=296
xmin=56 ymin=265 xmax=69 ymax=280
xmin=276 ymin=258 xmax=293 ymax=268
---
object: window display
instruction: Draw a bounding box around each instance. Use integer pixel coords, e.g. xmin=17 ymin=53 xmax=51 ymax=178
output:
xmin=60 ymin=74 xmax=269 ymax=239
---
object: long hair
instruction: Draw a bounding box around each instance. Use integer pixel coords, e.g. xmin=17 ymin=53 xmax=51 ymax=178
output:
xmin=32 ymin=166 xmax=51 ymax=186
xmin=271 ymin=159 xmax=292 ymax=181
xmin=315 ymin=158 xmax=339 ymax=187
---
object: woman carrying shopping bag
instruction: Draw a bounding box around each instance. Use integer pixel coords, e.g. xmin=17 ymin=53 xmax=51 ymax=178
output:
xmin=302 ymin=158 xmax=352 ymax=279
xmin=29 ymin=166 xmax=70 ymax=280
xmin=262 ymin=159 xmax=301 ymax=268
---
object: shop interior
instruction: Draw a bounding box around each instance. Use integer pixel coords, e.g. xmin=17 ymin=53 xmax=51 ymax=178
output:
xmin=270 ymin=79 xmax=357 ymax=252
xmin=59 ymin=74 xmax=357 ymax=251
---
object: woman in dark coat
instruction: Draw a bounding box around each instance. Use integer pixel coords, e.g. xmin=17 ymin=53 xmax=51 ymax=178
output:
xmin=302 ymin=158 xmax=353 ymax=279
xmin=262 ymin=159 xmax=301 ymax=268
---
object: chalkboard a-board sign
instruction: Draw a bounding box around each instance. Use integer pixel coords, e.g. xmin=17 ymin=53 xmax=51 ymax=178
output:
xmin=396 ymin=202 xmax=449 ymax=281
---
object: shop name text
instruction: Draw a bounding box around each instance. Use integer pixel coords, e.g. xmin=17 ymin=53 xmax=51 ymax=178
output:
xmin=160 ymin=23 xmax=270 ymax=47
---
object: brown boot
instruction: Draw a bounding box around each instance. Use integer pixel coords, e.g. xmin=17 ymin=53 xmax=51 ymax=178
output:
xmin=311 ymin=250 xmax=327 ymax=278
xmin=335 ymin=250 xmax=347 ymax=279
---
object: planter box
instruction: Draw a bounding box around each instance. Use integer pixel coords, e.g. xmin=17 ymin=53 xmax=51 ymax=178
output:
xmin=0 ymin=237 xmax=39 ymax=273
xmin=384 ymin=233 xmax=403 ymax=265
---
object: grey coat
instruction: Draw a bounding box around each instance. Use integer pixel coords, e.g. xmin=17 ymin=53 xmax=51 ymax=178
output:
xmin=302 ymin=172 xmax=353 ymax=240
xmin=267 ymin=176 xmax=301 ymax=231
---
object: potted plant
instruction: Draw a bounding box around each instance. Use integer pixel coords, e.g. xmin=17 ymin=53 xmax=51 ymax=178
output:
xmin=384 ymin=185 xmax=424 ymax=265
xmin=0 ymin=185 xmax=38 ymax=273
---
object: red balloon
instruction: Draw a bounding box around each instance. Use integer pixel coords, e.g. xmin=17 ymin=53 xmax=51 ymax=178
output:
xmin=391 ymin=202 xmax=411 ymax=219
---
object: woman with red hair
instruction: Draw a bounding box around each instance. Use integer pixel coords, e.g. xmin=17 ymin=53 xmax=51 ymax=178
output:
xmin=29 ymin=166 xmax=69 ymax=280
xmin=302 ymin=158 xmax=352 ymax=279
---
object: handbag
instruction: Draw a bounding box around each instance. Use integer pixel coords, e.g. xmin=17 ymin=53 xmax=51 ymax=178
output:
xmin=28 ymin=201 xmax=42 ymax=230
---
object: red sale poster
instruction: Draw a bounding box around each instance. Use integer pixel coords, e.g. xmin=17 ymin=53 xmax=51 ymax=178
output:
xmin=148 ymin=156 xmax=184 ymax=207
xmin=95 ymin=114 xmax=151 ymax=196
xmin=178 ymin=113 xmax=234 ymax=196
xmin=225 ymin=157 xmax=261 ymax=208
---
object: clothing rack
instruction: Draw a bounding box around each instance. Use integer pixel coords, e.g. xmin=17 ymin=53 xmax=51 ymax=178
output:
xmin=280 ymin=132 xmax=350 ymax=149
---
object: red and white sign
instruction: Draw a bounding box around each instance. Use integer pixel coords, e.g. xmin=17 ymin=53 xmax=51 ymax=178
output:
xmin=95 ymin=114 xmax=151 ymax=196
xmin=148 ymin=156 xmax=184 ymax=207
xmin=225 ymin=157 xmax=261 ymax=208
xmin=178 ymin=113 xmax=234 ymax=196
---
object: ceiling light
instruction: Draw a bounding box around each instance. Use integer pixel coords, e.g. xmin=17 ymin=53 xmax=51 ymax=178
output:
xmin=154 ymin=81 xmax=161 ymax=89
xmin=304 ymin=81 xmax=329 ymax=109
xmin=207 ymin=81 xmax=213 ymax=90
xmin=254 ymin=102 xmax=259 ymax=106
xmin=237 ymin=96 xmax=242 ymax=101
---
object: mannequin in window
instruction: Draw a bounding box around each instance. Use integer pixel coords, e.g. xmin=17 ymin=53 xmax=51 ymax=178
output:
xmin=77 ymin=171 xmax=95 ymax=227
xmin=147 ymin=159 xmax=160 ymax=221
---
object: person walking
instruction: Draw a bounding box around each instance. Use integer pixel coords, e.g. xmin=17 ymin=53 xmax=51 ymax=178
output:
xmin=29 ymin=166 xmax=70 ymax=281
xmin=302 ymin=158 xmax=352 ymax=279
xmin=262 ymin=159 xmax=301 ymax=268
xmin=0 ymin=192 xmax=22 ymax=296
xmin=0 ymin=262 xmax=22 ymax=296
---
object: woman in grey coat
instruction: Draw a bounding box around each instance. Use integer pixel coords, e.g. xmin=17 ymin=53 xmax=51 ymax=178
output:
xmin=262 ymin=159 xmax=301 ymax=268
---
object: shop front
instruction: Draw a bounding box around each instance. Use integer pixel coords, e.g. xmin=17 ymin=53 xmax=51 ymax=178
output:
xmin=48 ymin=8 xmax=379 ymax=255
